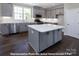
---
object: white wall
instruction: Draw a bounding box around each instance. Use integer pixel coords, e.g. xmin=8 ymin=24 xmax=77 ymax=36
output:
xmin=0 ymin=4 xmax=1 ymax=16
xmin=0 ymin=4 xmax=2 ymax=22
xmin=64 ymin=3 xmax=79 ymax=39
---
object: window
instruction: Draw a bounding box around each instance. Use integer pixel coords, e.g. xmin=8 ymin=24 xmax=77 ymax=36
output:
xmin=23 ymin=8 xmax=32 ymax=20
xmin=13 ymin=5 xmax=32 ymax=20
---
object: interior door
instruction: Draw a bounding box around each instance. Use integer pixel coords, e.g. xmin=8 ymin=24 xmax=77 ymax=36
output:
xmin=64 ymin=9 xmax=79 ymax=39
xmin=72 ymin=9 xmax=79 ymax=38
xmin=64 ymin=10 xmax=74 ymax=36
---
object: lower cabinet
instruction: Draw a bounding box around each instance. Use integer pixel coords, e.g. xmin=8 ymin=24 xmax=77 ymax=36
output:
xmin=0 ymin=24 xmax=16 ymax=35
xmin=19 ymin=23 xmax=28 ymax=32
xmin=0 ymin=24 xmax=9 ymax=35
xmin=28 ymin=28 xmax=39 ymax=52
xmin=16 ymin=23 xmax=28 ymax=33
xmin=54 ymin=29 xmax=62 ymax=43
xmin=39 ymin=31 xmax=54 ymax=52
xmin=9 ymin=24 xmax=16 ymax=33
xmin=16 ymin=23 xmax=20 ymax=33
xmin=0 ymin=23 xmax=28 ymax=35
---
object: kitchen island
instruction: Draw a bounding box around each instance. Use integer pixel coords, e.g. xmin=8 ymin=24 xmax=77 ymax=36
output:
xmin=28 ymin=24 xmax=64 ymax=52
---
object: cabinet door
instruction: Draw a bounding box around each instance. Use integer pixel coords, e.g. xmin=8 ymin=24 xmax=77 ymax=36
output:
xmin=51 ymin=10 xmax=56 ymax=18
xmin=28 ymin=28 xmax=39 ymax=52
xmin=1 ymin=24 xmax=9 ymax=35
xmin=1 ymin=3 xmax=13 ymax=16
xmin=16 ymin=23 xmax=20 ymax=33
xmin=9 ymin=24 xmax=16 ymax=33
xmin=19 ymin=23 xmax=28 ymax=32
xmin=39 ymin=9 xmax=45 ymax=18
xmin=46 ymin=10 xmax=51 ymax=18
xmin=39 ymin=32 xmax=48 ymax=51
xmin=39 ymin=31 xmax=54 ymax=52
xmin=47 ymin=31 xmax=54 ymax=47
xmin=60 ymin=8 xmax=64 ymax=14
xmin=55 ymin=9 xmax=59 ymax=14
xmin=54 ymin=29 xmax=62 ymax=43
xmin=55 ymin=8 xmax=64 ymax=15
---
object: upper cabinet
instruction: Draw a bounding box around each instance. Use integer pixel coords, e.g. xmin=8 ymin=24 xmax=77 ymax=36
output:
xmin=33 ymin=6 xmax=46 ymax=18
xmin=46 ymin=10 xmax=52 ymax=18
xmin=46 ymin=4 xmax=64 ymax=18
xmin=1 ymin=3 xmax=13 ymax=17
xmin=55 ymin=8 xmax=64 ymax=15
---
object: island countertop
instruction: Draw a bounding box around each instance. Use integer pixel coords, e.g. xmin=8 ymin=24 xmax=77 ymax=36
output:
xmin=28 ymin=24 xmax=64 ymax=32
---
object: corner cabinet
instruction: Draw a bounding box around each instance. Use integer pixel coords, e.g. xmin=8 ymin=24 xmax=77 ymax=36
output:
xmin=1 ymin=3 xmax=13 ymax=17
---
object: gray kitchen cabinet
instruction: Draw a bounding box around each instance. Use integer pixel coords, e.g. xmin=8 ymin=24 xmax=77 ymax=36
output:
xmin=28 ymin=28 xmax=39 ymax=52
xmin=33 ymin=6 xmax=46 ymax=18
xmin=39 ymin=31 xmax=54 ymax=52
xmin=0 ymin=24 xmax=9 ymax=35
xmin=55 ymin=8 xmax=64 ymax=15
xmin=9 ymin=24 xmax=16 ymax=33
xmin=16 ymin=23 xmax=20 ymax=33
xmin=0 ymin=24 xmax=16 ymax=35
xmin=47 ymin=31 xmax=54 ymax=47
xmin=54 ymin=29 xmax=62 ymax=43
xmin=1 ymin=3 xmax=13 ymax=17
xmin=39 ymin=32 xmax=48 ymax=52
xmin=46 ymin=7 xmax=64 ymax=18
xmin=28 ymin=28 xmax=62 ymax=52
xmin=0 ymin=23 xmax=29 ymax=35
xmin=19 ymin=23 xmax=28 ymax=32
xmin=28 ymin=24 xmax=63 ymax=52
xmin=16 ymin=23 xmax=28 ymax=33
xmin=46 ymin=10 xmax=52 ymax=18
xmin=28 ymin=29 xmax=57 ymax=52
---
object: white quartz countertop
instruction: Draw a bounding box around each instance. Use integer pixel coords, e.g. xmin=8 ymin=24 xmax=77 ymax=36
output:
xmin=28 ymin=24 xmax=64 ymax=32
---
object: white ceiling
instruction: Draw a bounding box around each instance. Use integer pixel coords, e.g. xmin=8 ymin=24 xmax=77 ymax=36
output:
xmin=24 ymin=3 xmax=63 ymax=8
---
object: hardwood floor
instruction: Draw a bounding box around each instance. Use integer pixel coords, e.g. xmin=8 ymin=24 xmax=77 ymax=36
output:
xmin=0 ymin=32 xmax=79 ymax=56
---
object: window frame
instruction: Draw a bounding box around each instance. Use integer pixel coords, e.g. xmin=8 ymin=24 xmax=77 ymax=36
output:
xmin=13 ymin=5 xmax=32 ymax=20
